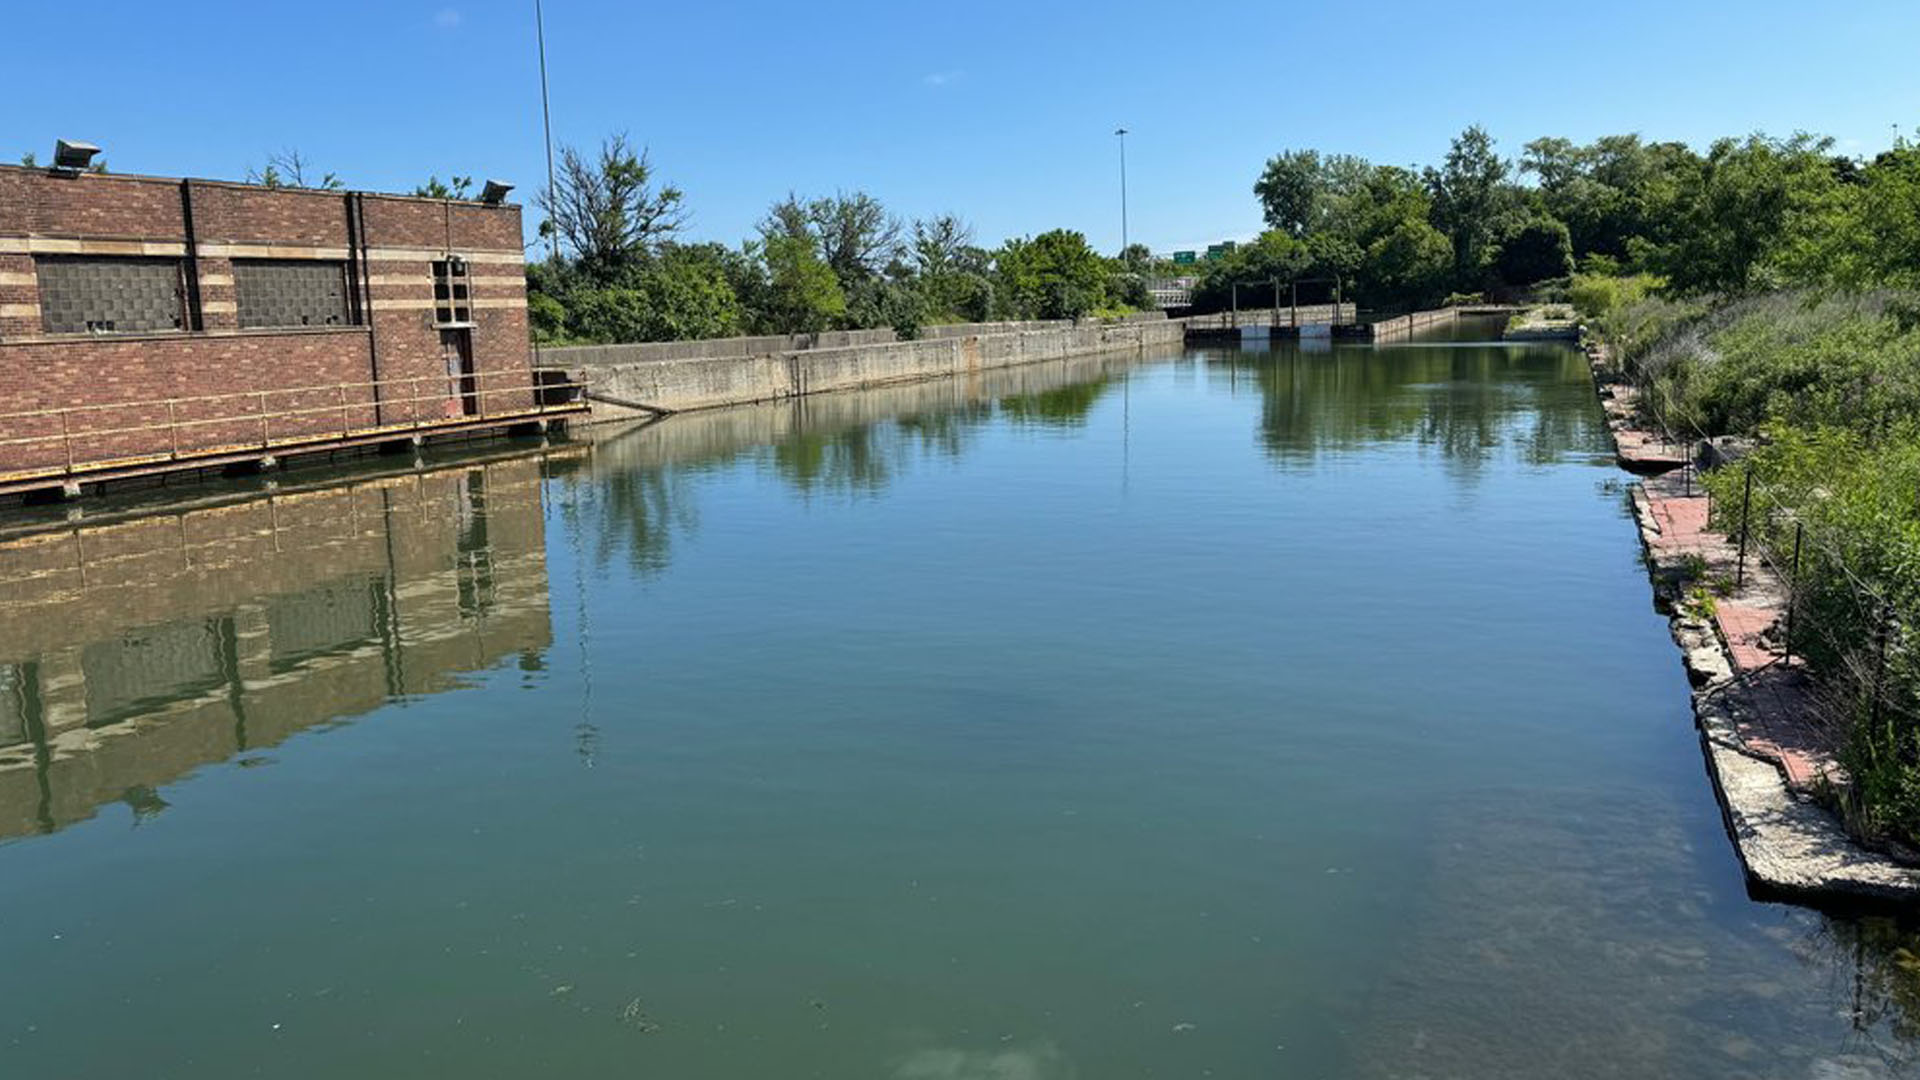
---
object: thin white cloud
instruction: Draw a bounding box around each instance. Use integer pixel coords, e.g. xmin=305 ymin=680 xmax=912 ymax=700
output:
xmin=433 ymin=8 xmax=463 ymax=29
xmin=922 ymin=70 xmax=964 ymax=88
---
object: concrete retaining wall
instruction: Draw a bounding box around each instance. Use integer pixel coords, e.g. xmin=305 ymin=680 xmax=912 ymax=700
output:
xmin=583 ymin=348 xmax=1150 ymax=475
xmin=571 ymin=319 xmax=1184 ymax=419
xmin=541 ymin=328 xmax=900 ymax=368
xmin=540 ymin=312 xmax=1169 ymax=366
xmin=1368 ymin=307 xmax=1460 ymax=342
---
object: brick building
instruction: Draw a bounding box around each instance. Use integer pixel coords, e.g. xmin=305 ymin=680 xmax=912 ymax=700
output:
xmin=0 ymin=163 xmax=575 ymax=497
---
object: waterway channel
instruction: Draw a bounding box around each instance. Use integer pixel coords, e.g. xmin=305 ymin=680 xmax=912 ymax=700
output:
xmin=2 ymin=320 xmax=1918 ymax=1077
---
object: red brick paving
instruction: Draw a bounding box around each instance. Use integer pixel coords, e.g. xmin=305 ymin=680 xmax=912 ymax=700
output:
xmin=1596 ymin=351 xmax=1842 ymax=793
xmin=1715 ymin=601 xmax=1779 ymax=674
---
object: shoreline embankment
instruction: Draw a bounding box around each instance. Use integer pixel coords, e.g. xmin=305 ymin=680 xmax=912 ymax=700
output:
xmin=1589 ymin=342 xmax=1920 ymax=906
xmin=539 ymin=315 xmax=1183 ymax=421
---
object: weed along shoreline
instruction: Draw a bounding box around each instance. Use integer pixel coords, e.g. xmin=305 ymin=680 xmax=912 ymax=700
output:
xmin=1589 ymin=341 xmax=1920 ymax=906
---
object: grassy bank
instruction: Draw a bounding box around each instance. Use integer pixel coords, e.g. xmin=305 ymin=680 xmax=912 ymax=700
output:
xmin=1593 ymin=286 xmax=1920 ymax=848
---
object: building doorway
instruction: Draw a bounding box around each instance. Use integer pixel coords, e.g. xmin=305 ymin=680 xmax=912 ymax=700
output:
xmin=440 ymin=328 xmax=477 ymax=418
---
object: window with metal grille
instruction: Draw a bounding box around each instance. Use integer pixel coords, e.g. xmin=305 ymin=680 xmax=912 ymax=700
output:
xmin=431 ymin=257 xmax=473 ymax=326
xmin=36 ymin=256 xmax=186 ymax=335
xmin=233 ymin=259 xmax=351 ymax=329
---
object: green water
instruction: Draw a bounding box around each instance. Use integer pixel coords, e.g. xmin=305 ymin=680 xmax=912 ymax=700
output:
xmin=3 ymin=324 xmax=1919 ymax=1078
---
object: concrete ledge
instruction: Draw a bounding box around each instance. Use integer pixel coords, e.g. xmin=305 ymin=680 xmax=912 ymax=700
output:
xmin=1597 ymin=341 xmax=1920 ymax=906
xmin=567 ymin=320 xmax=1184 ymax=420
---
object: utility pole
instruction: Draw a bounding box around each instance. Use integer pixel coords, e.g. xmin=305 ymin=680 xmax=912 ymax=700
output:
xmin=1114 ymin=127 xmax=1129 ymax=255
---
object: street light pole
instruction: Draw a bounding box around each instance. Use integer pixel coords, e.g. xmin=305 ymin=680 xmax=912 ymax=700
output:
xmin=1114 ymin=127 xmax=1129 ymax=255
xmin=536 ymin=0 xmax=558 ymax=265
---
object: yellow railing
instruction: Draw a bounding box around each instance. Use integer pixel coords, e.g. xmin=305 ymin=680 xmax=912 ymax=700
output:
xmin=0 ymin=369 xmax=579 ymax=484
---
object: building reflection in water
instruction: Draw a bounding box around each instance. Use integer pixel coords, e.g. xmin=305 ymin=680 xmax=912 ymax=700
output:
xmin=0 ymin=452 xmax=559 ymax=840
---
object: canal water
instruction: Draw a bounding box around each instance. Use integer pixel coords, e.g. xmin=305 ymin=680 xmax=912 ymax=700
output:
xmin=3 ymin=323 xmax=1918 ymax=1078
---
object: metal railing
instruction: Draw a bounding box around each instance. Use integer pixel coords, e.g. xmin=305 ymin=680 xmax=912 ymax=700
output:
xmin=1183 ymin=303 xmax=1356 ymax=332
xmin=0 ymin=369 xmax=579 ymax=485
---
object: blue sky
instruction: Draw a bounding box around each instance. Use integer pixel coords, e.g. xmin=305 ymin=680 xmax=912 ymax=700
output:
xmin=11 ymin=1 xmax=1919 ymax=255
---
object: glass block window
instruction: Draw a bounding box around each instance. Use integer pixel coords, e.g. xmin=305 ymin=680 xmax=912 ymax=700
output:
xmin=36 ymin=256 xmax=186 ymax=335
xmin=432 ymin=257 xmax=473 ymax=326
xmin=233 ymin=259 xmax=351 ymax=329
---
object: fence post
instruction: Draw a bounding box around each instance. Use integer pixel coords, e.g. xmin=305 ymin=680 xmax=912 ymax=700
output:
xmin=1785 ymin=521 xmax=1802 ymax=665
xmin=167 ymin=401 xmax=179 ymax=459
xmin=257 ymin=392 xmax=269 ymax=447
xmin=1737 ymin=464 xmax=1753 ymax=587
xmin=59 ymin=411 xmax=73 ymax=473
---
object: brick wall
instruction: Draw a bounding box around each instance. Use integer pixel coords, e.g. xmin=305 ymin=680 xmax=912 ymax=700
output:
xmin=0 ymin=165 xmax=533 ymax=480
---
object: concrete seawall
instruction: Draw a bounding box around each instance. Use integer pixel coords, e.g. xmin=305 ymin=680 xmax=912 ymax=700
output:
xmin=537 ymin=328 xmax=900 ymax=367
xmin=1367 ymin=307 xmax=1460 ymax=341
xmin=578 ymin=348 xmax=1152 ymax=475
xmin=551 ymin=318 xmax=1184 ymax=420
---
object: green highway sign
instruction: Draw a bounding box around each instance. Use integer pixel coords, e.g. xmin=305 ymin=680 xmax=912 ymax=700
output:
xmin=1172 ymin=250 xmax=1196 ymax=265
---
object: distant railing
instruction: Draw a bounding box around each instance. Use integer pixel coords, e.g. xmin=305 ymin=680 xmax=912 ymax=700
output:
xmin=1182 ymin=303 xmax=1356 ymax=331
xmin=0 ymin=369 xmax=579 ymax=486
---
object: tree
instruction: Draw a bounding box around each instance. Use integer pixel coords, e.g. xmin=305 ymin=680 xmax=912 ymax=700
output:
xmin=764 ymin=191 xmax=903 ymax=287
xmin=1494 ymin=216 xmax=1574 ymax=288
xmin=247 ymin=148 xmax=341 ymax=190
xmin=1520 ymin=136 xmax=1586 ymax=191
xmin=1425 ymin=125 xmax=1513 ymax=284
xmin=994 ymin=230 xmax=1109 ymax=320
xmin=1651 ymin=133 xmax=1839 ymax=293
xmin=538 ymin=134 xmax=686 ymax=277
xmin=633 ymin=244 xmax=745 ymax=340
xmin=528 ymin=291 xmax=568 ymax=343
xmin=1774 ymin=139 xmax=1920 ymax=291
xmin=759 ymin=233 xmax=845 ymax=333
xmin=1254 ymin=150 xmax=1372 ymax=237
xmin=912 ymin=214 xmax=975 ymax=275
xmin=847 ymin=278 xmax=930 ymax=339
xmin=1191 ymin=231 xmax=1311 ymax=312
xmin=414 ymin=175 xmax=474 ymax=199
xmin=1255 ymin=150 xmax=1324 ymax=237
xmin=912 ymin=215 xmax=993 ymax=322
xmin=1362 ymin=219 xmax=1454 ymax=308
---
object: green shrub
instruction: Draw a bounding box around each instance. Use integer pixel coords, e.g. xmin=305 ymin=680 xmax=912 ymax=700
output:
xmin=1627 ymin=291 xmax=1920 ymax=436
xmin=1704 ymin=427 xmax=1920 ymax=846
xmin=1568 ymin=272 xmax=1662 ymax=322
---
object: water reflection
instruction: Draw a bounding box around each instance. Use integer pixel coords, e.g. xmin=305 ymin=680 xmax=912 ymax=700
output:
xmin=565 ymin=351 xmax=1147 ymax=569
xmin=0 ymin=452 xmax=559 ymax=840
xmin=1212 ymin=342 xmax=1607 ymax=474
xmin=1000 ymin=378 xmax=1115 ymax=429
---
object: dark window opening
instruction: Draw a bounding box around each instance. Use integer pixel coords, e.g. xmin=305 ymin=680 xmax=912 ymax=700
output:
xmin=431 ymin=257 xmax=473 ymax=326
